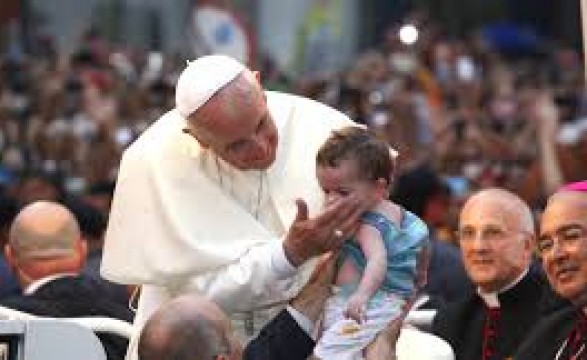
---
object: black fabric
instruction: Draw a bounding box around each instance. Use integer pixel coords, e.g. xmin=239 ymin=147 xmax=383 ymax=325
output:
xmin=82 ymin=250 xmax=130 ymax=305
xmin=0 ymin=276 xmax=133 ymax=360
xmin=515 ymin=307 xmax=584 ymax=360
xmin=432 ymin=269 xmax=559 ymax=360
xmin=390 ymin=165 xmax=473 ymax=307
xmin=424 ymin=234 xmax=473 ymax=308
xmin=244 ymin=310 xmax=315 ymax=360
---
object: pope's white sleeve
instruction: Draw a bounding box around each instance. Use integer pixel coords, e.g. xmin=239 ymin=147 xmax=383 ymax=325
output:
xmin=182 ymin=240 xmax=302 ymax=311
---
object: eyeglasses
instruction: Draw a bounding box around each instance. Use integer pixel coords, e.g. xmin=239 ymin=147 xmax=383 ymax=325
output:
xmin=536 ymin=225 xmax=587 ymax=257
xmin=456 ymin=225 xmax=524 ymax=244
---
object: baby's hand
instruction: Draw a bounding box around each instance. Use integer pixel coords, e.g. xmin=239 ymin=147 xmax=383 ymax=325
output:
xmin=344 ymin=293 xmax=369 ymax=323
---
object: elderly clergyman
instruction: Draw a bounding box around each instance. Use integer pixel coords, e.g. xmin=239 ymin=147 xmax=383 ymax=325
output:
xmin=101 ymin=55 xmax=373 ymax=358
xmin=515 ymin=181 xmax=587 ymax=360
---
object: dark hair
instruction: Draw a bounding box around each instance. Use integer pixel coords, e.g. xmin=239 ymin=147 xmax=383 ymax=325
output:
xmin=316 ymin=127 xmax=394 ymax=183
xmin=391 ymin=165 xmax=449 ymax=217
xmin=64 ymin=198 xmax=106 ymax=242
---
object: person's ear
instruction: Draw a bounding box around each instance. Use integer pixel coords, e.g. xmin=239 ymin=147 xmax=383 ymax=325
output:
xmin=253 ymin=71 xmax=261 ymax=83
xmin=376 ymin=178 xmax=389 ymax=197
xmin=76 ymin=238 xmax=88 ymax=267
xmin=183 ymin=127 xmax=210 ymax=148
xmin=4 ymin=245 xmax=30 ymax=285
xmin=522 ymin=232 xmax=535 ymax=256
xmin=4 ymin=244 xmax=16 ymax=269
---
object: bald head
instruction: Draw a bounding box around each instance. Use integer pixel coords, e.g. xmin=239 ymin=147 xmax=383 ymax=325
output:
xmin=9 ymin=201 xmax=81 ymax=262
xmin=139 ymin=294 xmax=240 ymax=360
xmin=458 ymin=188 xmax=535 ymax=292
xmin=462 ymin=188 xmax=535 ymax=234
xmin=5 ymin=201 xmax=86 ymax=288
xmin=547 ymin=189 xmax=587 ymax=209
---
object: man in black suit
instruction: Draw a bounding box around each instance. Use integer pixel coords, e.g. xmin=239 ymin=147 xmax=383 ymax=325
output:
xmin=432 ymin=188 xmax=555 ymax=360
xmin=515 ymin=181 xmax=587 ymax=360
xmin=138 ymin=293 xmax=316 ymax=360
xmin=138 ymin=255 xmax=333 ymax=360
xmin=1 ymin=201 xmax=133 ymax=360
xmin=137 ymin=254 xmax=409 ymax=360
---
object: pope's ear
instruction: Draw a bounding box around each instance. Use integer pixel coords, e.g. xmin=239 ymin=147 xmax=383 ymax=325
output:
xmin=183 ymin=127 xmax=210 ymax=148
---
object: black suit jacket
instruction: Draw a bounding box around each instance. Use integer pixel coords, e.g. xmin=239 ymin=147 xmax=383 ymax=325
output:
xmin=515 ymin=307 xmax=580 ymax=360
xmin=244 ymin=309 xmax=315 ymax=360
xmin=432 ymin=269 xmax=553 ymax=360
xmin=424 ymin=237 xmax=473 ymax=308
xmin=0 ymin=275 xmax=134 ymax=360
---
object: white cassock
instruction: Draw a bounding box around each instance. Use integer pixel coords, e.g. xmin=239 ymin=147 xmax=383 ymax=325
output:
xmin=100 ymin=91 xmax=357 ymax=359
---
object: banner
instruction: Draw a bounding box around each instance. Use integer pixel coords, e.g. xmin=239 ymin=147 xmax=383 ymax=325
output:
xmin=189 ymin=1 xmax=253 ymax=65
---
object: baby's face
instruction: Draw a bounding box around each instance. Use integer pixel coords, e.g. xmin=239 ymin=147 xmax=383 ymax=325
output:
xmin=316 ymin=159 xmax=383 ymax=209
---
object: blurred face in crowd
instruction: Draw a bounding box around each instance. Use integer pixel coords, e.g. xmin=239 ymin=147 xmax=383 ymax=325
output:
xmin=457 ymin=189 xmax=533 ymax=293
xmin=538 ymin=191 xmax=587 ymax=307
xmin=19 ymin=176 xmax=61 ymax=205
xmin=187 ymin=71 xmax=278 ymax=171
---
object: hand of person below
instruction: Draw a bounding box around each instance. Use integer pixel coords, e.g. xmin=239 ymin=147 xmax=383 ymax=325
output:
xmin=283 ymin=194 xmax=367 ymax=266
xmin=289 ymin=252 xmax=337 ymax=323
xmin=344 ymin=292 xmax=369 ymax=324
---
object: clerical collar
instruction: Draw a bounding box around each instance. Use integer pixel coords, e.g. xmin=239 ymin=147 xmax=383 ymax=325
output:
xmin=554 ymin=311 xmax=587 ymax=360
xmin=477 ymin=269 xmax=529 ymax=308
xmin=24 ymin=273 xmax=78 ymax=295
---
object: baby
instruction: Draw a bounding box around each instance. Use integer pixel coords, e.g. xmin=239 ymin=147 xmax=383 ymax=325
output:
xmin=313 ymin=127 xmax=429 ymax=360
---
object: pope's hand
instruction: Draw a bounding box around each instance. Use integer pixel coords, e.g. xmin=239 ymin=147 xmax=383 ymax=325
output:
xmin=283 ymin=195 xmax=366 ymax=267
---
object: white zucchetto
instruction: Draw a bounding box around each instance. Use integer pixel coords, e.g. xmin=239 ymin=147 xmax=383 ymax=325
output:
xmin=175 ymin=54 xmax=246 ymax=119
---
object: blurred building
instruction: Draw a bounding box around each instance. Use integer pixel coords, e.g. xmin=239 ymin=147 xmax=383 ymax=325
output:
xmin=0 ymin=0 xmax=582 ymax=74
xmin=0 ymin=0 xmax=359 ymax=75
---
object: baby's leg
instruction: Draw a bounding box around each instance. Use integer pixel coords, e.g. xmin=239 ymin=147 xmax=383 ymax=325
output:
xmin=314 ymin=293 xmax=365 ymax=360
xmin=362 ymin=294 xmax=407 ymax=359
xmin=363 ymin=316 xmax=403 ymax=360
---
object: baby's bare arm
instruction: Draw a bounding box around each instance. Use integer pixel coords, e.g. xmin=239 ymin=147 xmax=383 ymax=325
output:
xmin=345 ymin=224 xmax=387 ymax=322
xmin=355 ymin=224 xmax=387 ymax=297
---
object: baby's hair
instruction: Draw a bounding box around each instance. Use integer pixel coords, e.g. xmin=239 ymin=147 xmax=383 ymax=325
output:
xmin=316 ymin=126 xmax=394 ymax=183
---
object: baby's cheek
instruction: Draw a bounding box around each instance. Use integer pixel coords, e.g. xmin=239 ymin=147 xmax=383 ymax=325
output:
xmin=323 ymin=194 xmax=340 ymax=208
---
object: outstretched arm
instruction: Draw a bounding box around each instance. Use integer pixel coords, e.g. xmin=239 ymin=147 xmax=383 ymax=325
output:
xmin=185 ymin=196 xmax=367 ymax=311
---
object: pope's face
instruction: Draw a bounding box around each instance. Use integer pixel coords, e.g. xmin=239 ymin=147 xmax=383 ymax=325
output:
xmin=211 ymin=104 xmax=278 ymax=171
xmin=189 ymin=72 xmax=278 ymax=171
xmin=538 ymin=193 xmax=587 ymax=307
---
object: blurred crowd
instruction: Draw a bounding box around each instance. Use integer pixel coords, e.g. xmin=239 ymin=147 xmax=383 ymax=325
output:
xmin=294 ymin=13 xmax=587 ymax=244
xmin=0 ymin=11 xmax=586 ymax=265
xmin=0 ymin=9 xmax=586 ymax=360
